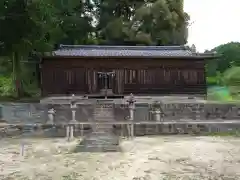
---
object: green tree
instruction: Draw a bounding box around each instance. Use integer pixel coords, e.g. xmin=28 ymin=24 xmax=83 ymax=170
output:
xmin=54 ymin=0 xmax=94 ymax=45
xmin=0 ymin=0 xmax=63 ymax=97
xmin=131 ymin=0 xmax=189 ymax=45
xmin=94 ymin=0 xmax=189 ymax=45
xmin=208 ymin=42 xmax=240 ymax=73
xmin=93 ymin=0 xmax=145 ymax=44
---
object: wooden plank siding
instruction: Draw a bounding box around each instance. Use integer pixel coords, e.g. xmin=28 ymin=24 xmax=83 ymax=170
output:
xmin=41 ymin=58 xmax=206 ymax=96
xmin=122 ymin=68 xmax=205 ymax=94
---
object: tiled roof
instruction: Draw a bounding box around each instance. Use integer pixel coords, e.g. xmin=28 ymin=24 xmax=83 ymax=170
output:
xmin=51 ymin=45 xmax=215 ymax=58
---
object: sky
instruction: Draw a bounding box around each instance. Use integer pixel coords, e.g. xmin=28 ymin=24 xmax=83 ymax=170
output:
xmin=184 ymin=0 xmax=240 ymax=52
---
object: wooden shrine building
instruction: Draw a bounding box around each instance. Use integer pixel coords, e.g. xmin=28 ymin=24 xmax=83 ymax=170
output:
xmin=40 ymin=45 xmax=216 ymax=97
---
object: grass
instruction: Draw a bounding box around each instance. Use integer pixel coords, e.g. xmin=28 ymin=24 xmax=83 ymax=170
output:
xmin=207 ymin=85 xmax=240 ymax=104
xmin=205 ymin=130 xmax=240 ymax=137
xmin=0 ymin=96 xmax=41 ymax=103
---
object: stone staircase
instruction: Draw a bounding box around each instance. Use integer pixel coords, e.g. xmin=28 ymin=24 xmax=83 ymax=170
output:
xmin=92 ymin=105 xmax=115 ymax=132
xmin=75 ymin=101 xmax=120 ymax=152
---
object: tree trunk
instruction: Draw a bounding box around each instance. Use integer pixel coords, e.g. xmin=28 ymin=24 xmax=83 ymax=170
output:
xmin=12 ymin=52 xmax=23 ymax=98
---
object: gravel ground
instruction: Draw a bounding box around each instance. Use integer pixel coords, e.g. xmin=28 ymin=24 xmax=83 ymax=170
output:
xmin=0 ymin=136 xmax=240 ymax=180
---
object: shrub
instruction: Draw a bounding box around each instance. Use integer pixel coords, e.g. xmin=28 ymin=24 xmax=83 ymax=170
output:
xmin=222 ymin=66 xmax=240 ymax=86
xmin=0 ymin=76 xmax=14 ymax=96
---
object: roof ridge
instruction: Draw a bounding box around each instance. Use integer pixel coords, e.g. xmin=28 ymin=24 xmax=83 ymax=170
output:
xmin=50 ymin=45 xmax=217 ymax=58
xmin=59 ymin=44 xmax=188 ymax=51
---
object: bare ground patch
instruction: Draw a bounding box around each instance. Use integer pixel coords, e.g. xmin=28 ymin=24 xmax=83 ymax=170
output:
xmin=0 ymin=136 xmax=240 ymax=180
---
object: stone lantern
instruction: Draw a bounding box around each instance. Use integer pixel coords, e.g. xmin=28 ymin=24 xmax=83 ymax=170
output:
xmin=47 ymin=108 xmax=55 ymax=125
xmin=66 ymin=94 xmax=78 ymax=141
xmin=127 ymin=93 xmax=136 ymax=121
xmin=126 ymin=93 xmax=136 ymax=138
xmin=70 ymin=94 xmax=77 ymax=124
xmin=151 ymin=101 xmax=164 ymax=134
xmin=152 ymin=101 xmax=164 ymax=122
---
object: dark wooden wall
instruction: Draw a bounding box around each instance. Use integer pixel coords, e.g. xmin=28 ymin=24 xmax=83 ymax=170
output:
xmin=41 ymin=58 xmax=206 ymax=96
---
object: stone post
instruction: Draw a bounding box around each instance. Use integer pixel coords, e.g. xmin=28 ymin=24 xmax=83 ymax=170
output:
xmin=152 ymin=101 xmax=163 ymax=134
xmin=66 ymin=94 xmax=78 ymax=141
xmin=66 ymin=125 xmax=70 ymax=140
xmin=69 ymin=125 xmax=74 ymax=140
xmin=66 ymin=124 xmax=74 ymax=141
xmin=47 ymin=108 xmax=55 ymax=125
xmin=127 ymin=93 xmax=136 ymax=138
xmin=155 ymin=108 xmax=161 ymax=133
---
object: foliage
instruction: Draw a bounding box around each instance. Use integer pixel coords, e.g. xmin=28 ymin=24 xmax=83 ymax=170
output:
xmin=206 ymin=42 xmax=240 ymax=102
xmin=0 ymin=56 xmax=12 ymax=75
xmin=206 ymin=42 xmax=240 ymax=75
xmin=0 ymin=0 xmax=65 ymax=97
xmin=206 ymin=130 xmax=240 ymax=137
xmin=206 ymin=72 xmax=223 ymax=86
xmin=222 ymin=66 xmax=240 ymax=86
xmin=95 ymin=0 xmax=189 ymax=45
xmin=206 ymin=77 xmax=219 ymax=86
xmin=132 ymin=0 xmax=189 ymax=45
xmin=0 ymin=0 xmax=63 ymax=54
xmin=207 ymin=86 xmax=232 ymax=101
xmin=0 ymin=75 xmax=14 ymax=96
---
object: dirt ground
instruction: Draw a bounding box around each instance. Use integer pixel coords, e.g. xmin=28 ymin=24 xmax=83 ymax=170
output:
xmin=0 ymin=136 xmax=240 ymax=180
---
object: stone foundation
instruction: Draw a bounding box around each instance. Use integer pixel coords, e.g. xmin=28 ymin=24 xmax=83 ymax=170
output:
xmin=1 ymin=98 xmax=240 ymax=139
xmin=2 ymin=123 xmax=240 ymax=138
xmin=1 ymin=102 xmax=240 ymax=125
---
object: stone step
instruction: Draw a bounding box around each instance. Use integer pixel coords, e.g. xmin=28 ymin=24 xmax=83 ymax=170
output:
xmin=74 ymin=144 xmax=121 ymax=152
xmin=83 ymin=140 xmax=117 ymax=145
xmin=92 ymin=126 xmax=113 ymax=129
xmin=93 ymin=128 xmax=113 ymax=131
xmin=93 ymin=116 xmax=114 ymax=118
xmin=83 ymin=139 xmax=119 ymax=146
xmin=94 ymin=124 xmax=113 ymax=127
xmin=93 ymin=130 xmax=113 ymax=133
xmin=94 ymin=107 xmax=113 ymax=109
xmin=92 ymin=131 xmax=114 ymax=134
xmin=93 ymin=119 xmax=114 ymax=122
xmin=93 ymin=114 xmax=114 ymax=117
xmin=74 ymin=131 xmax=120 ymax=152
xmin=74 ymin=103 xmax=120 ymax=152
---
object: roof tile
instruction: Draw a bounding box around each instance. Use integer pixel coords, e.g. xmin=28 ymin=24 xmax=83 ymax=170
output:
xmin=51 ymin=45 xmax=214 ymax=58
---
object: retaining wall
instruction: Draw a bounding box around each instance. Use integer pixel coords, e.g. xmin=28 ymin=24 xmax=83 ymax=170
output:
xmin=0 ymin=102 xmax=240 ymax=124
